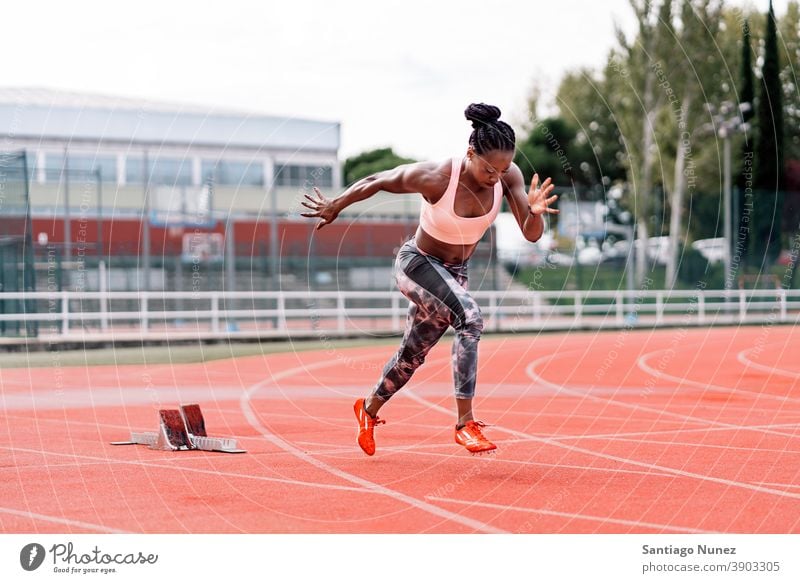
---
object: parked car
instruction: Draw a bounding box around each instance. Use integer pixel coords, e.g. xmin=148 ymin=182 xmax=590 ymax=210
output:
xmin=691 ymin=237 xmax=726 ymax=264
xmin=639 ymin=236 xmax=671 ymax=265
xmin=601 ymin=240 xmax=633 ymax=265
xmin=494 ymin=212 xmax=551 ymax=268
xmin=596 ymin=237 xmax=671 ymax=265
xmin=546 ymin=251 xmax=576 ymax=266
xmin=577 ymin=245 xmax=603 ymax=265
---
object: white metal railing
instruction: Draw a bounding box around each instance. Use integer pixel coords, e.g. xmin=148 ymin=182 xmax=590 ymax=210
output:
xmin=1 ymin=289 xmax=799 ymax=343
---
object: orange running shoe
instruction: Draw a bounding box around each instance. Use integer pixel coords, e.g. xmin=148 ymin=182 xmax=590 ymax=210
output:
xmin=455 ymin=420 xmax=497 ymax=454
xmin=353 ymin=398 xmax=385 ymax=456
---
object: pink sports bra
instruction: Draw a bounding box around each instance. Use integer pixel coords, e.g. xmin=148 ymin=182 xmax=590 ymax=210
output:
xmin=419 ymin=157 xmax=503 ymax=245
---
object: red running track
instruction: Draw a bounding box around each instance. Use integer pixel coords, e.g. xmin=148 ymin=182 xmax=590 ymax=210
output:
xmin=1 ymin=326 xmax=800 ymax=534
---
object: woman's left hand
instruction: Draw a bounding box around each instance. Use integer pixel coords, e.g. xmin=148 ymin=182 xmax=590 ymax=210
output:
xmin=528 ymin=173 xmax=559 ymax=215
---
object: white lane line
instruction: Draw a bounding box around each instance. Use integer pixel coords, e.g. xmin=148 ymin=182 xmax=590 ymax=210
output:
xmin=638 ymin=348 xmax=800 ymax=405
xmin=737 ymin=347 xmax=800 ymax=380
xmin=547 ymin=422 xmax=800 ymax=442
xmin=292 ymin=439 xmax=676 ymax=478
xmin=0 ymin=506 xmax=130 ymax=534
xmin=231 ymin=416 xmax=800 ymax=453
xmin=240 ymin=355 xmax=508 ymax=534
xmin=749 ymin=481 xmax=800 ymax=490
xmin=0 ymin=387 xmax=249 ymax=411
xmin=570 ymin=435 xmax=800 ymax=455
xmin=404 ymin=388 xmax=800 ymax=501
xmin=426 ymin=497 xmax=720 ymax=534
xmin=0 ymin=460 xmax=128 ymax=472
xmin=0 ymin=445 xmax=369 ymax=495
xmin=528 ymin=352 xmax=800 ymax=439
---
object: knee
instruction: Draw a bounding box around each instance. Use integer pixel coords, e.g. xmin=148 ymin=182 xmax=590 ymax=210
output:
xmin=456 ymin=309 xmax=483 ymax=337
xmin=398 ymin=350 xmax=426 ymax=372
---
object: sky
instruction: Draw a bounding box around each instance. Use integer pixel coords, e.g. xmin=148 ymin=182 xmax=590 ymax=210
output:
xmin=3 ymin=0 xmax=792 ymax=161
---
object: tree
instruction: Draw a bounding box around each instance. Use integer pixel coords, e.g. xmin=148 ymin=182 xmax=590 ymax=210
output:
xmin=514 ymin=117 xmax=582 ymax=192
xmin=531 ymin=0 xmax=797 ymax=288
xmin=778 ymin=2 xmax=800 ymax=241
xmin=734 ymin=17 xmax=756 ymax=268
xmin=555 ymin=69 xmax=627 ymax=191
xmin=343 ymin=148 xmax=416 ymax=186
xmin=779 ymin=1 xmax=800 ymax=163
xmin=664 ymin=0 xmax=727 ymax=288
xmin=608 ymin=0 xmax=676 ymax=284
xmin=751 ymin=0 xmax=785 ymax=265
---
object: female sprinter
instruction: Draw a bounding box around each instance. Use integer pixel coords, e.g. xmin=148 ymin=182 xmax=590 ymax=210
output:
xmin=301 ymin=103 xmax=558 ymax=455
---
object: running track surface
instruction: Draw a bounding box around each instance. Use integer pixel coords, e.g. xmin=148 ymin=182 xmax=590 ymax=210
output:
xmin=2 ymin=327 xmax=799 ymax=534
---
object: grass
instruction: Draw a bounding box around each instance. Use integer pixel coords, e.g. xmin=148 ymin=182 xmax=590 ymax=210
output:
xmin=514 ymin=263 xmax=672 ymax=293
xmin=511 ymin=261 xmax=800 ymax=292
xmin=0 ymin=337 xmax=401 ymax=369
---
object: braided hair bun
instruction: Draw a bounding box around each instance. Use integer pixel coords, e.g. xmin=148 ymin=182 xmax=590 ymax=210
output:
xmin=464 ymin=103 xmax=502 ymax=129
xmin=464 ymin=102 xmax=515 ymax=154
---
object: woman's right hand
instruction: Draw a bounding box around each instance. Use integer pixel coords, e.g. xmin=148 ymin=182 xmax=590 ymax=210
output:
xmin=300 ymin=187 xmax=340 ymax=230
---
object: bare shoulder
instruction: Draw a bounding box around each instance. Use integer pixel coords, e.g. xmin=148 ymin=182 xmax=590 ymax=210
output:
xmin=407 ymin=159 xmax=452 ymax=199
xmin=504 ymin=163 xmax=525 ymax=188
xmin=502 ymin=162 xmax=526 ymax=195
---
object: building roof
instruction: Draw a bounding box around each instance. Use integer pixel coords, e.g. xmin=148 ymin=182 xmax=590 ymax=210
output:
xmin=0 ymin=87 xmax=340 ymax=152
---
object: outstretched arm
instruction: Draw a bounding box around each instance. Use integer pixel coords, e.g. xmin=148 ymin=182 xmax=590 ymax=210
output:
xmin=502 ymin=166 xmax=559 ymax=242
xmin=301 ymin=162 xmax=436 ymax=230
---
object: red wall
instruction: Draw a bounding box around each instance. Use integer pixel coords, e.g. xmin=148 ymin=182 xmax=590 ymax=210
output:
xmin=30 ymin=216 xmax=416 ymax=258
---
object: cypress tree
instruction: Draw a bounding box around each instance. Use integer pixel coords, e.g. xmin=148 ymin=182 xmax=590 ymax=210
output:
xmin=751 ymin=0 xmax=785 ymax=266
xmin=735 ymin=19 xmax=756 ymax=268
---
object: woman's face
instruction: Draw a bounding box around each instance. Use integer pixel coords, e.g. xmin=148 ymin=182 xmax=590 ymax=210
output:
xmin=467 ymin=148 xmax=514 ymax=189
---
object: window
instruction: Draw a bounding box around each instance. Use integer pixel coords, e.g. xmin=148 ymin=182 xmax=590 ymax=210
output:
xmin=25 ymin=151 xmax=37 ymax=178
xmin=43 ymin=153 xmax=117 ymax=183
xmin=152 ymin=158 xmax=192 ymax=185
xmin=201 ymin=159 xmax=263 ymax=186
xmin=126 ymin=156 xmax=192 ymax=185
xmin=44 ymin=153 xmax=65 ymax=182
xmin=0 ymin=151 xmax=29 ymax=183
xmin=126 ymin=157 xmax=144 ymax=184
xmin=66 ymin=155 xmax=117 ymax=182
xmin=274 ymin=164 xmax=333 ymax=187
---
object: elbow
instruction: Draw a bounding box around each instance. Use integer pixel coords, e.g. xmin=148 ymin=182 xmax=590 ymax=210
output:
xmin=355 ymin=175 xmax=378 ymax=190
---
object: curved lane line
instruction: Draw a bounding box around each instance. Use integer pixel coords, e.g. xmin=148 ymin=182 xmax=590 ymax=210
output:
xmin=404 ymin=371 xmax=800 ymax=501
xmin=737 ymin=346 xmax=800 ymax=380
xmin=239 ymin=354 xmax=508 ymax=534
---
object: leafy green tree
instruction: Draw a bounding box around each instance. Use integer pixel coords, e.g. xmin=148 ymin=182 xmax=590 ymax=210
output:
xmin=751 ymin=0 xmax=785 ymax=265
xmin=779 ymin=2 xmax=800 ymax=163
xmin=778 ymin=2 xmax=800 ymax=244
xmin=514 ymin=116 xmax=590 ymax=189
xmin=734 ymin=17 xmax=756 ymax=267
xmin=663 ymin=0 xmax=728 ymax=287
xmin=522 ymin=0 xmax=798 ymax=286
xmin=606 ymin=0 xmax=676 ymax=284
xmin=343 ymin=148 xmax=416 ymax=186
xmin=555 ymin=69 xmax=627 ymax=190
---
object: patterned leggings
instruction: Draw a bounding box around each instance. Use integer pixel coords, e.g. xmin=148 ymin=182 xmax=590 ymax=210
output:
xmin=372 ymin=239 xmax=483 ymax=402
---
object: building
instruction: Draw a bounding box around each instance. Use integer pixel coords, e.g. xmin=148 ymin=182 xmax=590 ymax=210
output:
xmin=0 ymin=87 xmax=420 ymax=220
xmin=0 ymin=88 xmax=430 ymax=292
xmin=0 ymin=87 xmax=342 ymax=219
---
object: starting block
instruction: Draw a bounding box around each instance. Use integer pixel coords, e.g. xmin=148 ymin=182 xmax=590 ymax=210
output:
xmin=111 ymin=404 xmax=246 ymax=454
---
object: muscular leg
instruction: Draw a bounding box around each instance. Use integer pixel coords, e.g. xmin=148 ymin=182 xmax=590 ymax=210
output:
xmin=366 ymin=300 xmax=448 ymax=417
xmin=367 ymin=244 xmax=484 ymax=422
xmin=421 ymin=260 xmax=483 ymax=426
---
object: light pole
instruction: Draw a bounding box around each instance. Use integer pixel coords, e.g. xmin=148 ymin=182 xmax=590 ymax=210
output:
xmin=706 ymin=102 xmax=751 ymax=291
xmin=721 ymin=124 xmax=732 ymax=289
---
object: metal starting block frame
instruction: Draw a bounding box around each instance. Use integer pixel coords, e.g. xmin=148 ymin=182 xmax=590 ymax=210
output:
xmin=111 ymin=404 xmax=246 ymax=454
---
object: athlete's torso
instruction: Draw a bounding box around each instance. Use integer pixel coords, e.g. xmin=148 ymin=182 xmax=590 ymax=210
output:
xmin=417 ymin=157 xmax=503 ymax=264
